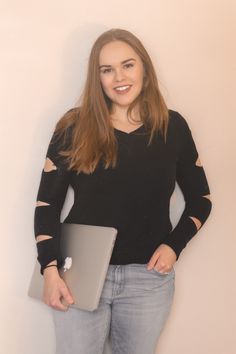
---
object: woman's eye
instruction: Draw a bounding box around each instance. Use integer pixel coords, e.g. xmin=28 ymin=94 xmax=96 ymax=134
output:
xmin=100 ymin=63 xmax=134 ymax=74
xmin=124 ymin=63 xmax=134 ymax=69
xmin=102 ymin=68 xmax=112 ymax=74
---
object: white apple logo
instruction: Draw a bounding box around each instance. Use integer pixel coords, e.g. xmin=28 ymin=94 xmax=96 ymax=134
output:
xmin=63 ymin=257 xmax=72 ymax=272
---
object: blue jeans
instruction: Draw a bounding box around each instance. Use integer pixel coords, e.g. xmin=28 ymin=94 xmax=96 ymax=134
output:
xmin=52 ymin=263 xmax=175 ymax=354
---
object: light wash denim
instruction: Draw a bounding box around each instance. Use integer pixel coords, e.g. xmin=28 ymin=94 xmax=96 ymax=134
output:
xmin=52 ymin=263 xmax=175 ymax=354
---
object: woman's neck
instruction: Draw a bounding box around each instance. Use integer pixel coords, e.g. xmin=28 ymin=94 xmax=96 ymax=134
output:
xmin=110 ymin=105 xmax=142 ymax=125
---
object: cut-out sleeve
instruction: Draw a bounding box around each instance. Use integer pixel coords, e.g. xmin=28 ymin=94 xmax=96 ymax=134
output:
xmin=163 ymin=113 xmax=212 ymax=259
xmin=34 ymin=128 xmax=72 ymax=274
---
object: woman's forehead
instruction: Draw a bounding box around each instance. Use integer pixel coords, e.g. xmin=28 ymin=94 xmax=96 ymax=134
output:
xmin=99 ymin=41 xmax=139 ymax=65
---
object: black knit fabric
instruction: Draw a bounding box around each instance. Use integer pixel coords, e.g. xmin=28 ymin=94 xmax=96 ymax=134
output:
xmin=34 ymin=109 xmax=212 ymax=273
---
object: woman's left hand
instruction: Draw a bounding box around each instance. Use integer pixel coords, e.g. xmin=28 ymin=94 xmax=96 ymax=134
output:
xmin=147 ymin=244 xmax=177 ymax=273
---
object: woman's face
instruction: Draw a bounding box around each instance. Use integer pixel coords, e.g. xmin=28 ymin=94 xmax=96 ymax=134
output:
xmin=99 ymin=40 xmax=145 ymax=111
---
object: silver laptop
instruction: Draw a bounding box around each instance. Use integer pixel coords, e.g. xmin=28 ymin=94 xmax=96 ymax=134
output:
xmin=28 ymin=223 xmax=117 ymax=311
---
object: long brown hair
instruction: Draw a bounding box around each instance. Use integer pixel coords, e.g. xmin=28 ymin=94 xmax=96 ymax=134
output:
xmin=53 ymin=28 xmax=169 ymax=175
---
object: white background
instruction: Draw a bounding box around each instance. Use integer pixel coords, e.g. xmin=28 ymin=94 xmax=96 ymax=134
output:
xmin=1 ymin=0 xmax=235 ymax=353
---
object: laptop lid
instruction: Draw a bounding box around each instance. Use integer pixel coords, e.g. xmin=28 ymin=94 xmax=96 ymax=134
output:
xmin=28 ymin=223 xmax=117 ymax=311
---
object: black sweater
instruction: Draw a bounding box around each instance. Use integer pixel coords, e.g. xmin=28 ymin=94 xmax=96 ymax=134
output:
xmin=34 ymin=109 xmax=212 ymax=273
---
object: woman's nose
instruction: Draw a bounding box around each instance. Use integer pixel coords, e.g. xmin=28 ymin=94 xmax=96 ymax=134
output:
xmin=114 ymin=68 xmax=125 ymax=81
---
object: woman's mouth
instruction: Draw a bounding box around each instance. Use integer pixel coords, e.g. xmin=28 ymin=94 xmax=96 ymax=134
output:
xmin=114 ymin=85 xmax=132 ymax=94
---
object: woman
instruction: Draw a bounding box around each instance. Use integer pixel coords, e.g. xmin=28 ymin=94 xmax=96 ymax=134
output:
xmin=34 ymin=28 xmax=212 ymax=354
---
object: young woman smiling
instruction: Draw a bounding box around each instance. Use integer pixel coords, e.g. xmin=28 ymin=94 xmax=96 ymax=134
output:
xmin=34 ymin=28 xmax=212 ymax=354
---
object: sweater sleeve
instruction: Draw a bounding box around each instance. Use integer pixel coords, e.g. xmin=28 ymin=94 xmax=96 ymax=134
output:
xmin=34 ymin=128 xmax=72 ymax=274
xmin=162 ymin=112 xmax=212 ymax=259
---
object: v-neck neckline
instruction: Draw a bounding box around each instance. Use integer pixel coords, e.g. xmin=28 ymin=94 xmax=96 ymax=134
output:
xmin=113 ymin=124 xmax=145 ymax=135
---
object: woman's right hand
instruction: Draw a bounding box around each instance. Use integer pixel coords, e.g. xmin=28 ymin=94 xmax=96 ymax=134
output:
xmin=43 ymin=267 xmax=74 ymax=311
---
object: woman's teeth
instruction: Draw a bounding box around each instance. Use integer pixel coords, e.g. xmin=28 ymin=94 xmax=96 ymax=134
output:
xmin=114 ymin=85 xmax=131 ymax=93
xmin=116 ymin=85 xmax=129 ymax=91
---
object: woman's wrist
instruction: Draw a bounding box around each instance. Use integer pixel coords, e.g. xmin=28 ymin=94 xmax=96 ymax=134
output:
xmin=43 ymin=261 xmax=59 ymax=277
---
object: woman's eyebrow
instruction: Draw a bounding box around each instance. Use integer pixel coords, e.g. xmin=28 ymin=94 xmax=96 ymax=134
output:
xmin=99 ymin=58 xmax=136 ymax=69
